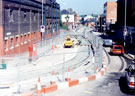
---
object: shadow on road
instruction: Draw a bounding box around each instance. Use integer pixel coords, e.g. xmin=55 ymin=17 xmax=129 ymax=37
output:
xmin=119 ymin=76 xmax=135 ymax=95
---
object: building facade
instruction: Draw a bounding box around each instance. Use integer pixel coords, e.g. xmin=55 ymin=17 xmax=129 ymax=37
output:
xmin=74 ymin=13 xmax=80 ymax=28
xmin=61 ymin=14 xmax=74 ymax=29
xmin=117 ymin=0 xmax=135 ymax=27
xmin=116 ymin=0 xmax=135 ymax=47
xmin=0 ymin=0 xmax=60 ymax=56
xmin=104 ymin=1 xmax=117 ymax=24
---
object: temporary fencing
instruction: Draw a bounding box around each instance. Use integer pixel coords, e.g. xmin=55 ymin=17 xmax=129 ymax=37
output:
xmin=0 ymin=27 xmax=104 ymax=95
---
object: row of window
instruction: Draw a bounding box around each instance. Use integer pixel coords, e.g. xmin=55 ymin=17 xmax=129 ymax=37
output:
xmin=46 ymin=21 xmax=59 ymax=26
xmin=4 ymin=27 xmax=60 ymax=51
xmin=46 ymin=6 xmax=60 ymax=17
xmin=8 ymin=9 xmax=40 ymax=23
xmin=8 ymin=9 xmax=59 ymax=23
xmin=4 ymin=33 xmax=37 ymax=51
xmin=8 ymin=8 xmax=59 ymax=24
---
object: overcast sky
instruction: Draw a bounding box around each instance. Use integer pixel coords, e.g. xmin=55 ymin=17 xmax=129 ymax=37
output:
xmin=57 ymin=0 xmax=117 ymax=15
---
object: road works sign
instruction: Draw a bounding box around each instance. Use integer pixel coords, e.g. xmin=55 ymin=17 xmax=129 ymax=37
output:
xmin=40 ymin=25 xmax=45 ymax=32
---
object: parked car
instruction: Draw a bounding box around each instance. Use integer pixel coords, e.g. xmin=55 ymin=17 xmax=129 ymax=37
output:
xmin=125 ymin=64 xmax=135 ymax=91
xmin=103 ymin=39 xmax=113 ymax=47
xmin=110 ymin=45 xmax=124 ymax=55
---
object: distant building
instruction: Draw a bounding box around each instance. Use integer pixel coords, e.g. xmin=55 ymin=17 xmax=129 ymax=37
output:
xmin=104 ymin=1 xmax=117 ymax=24
xmin=61 ymin=8 xmax=76 ymax=15
xmin=82 ymin=15 xmax=94 ymax=21
xmin=61 ymin=8 xmax=80 ymax=29
xmin=74 ymin=13 xmax=80 ymax=28
xmin=67 ymin=8 xmax=73 ymax=14
xmin=0 ymin=0 xmax=60 ymax=56
xmin=61 ymin=9 xmax=69 ymax=14
xmin=61 ymin=14 xmax=74 ymax=29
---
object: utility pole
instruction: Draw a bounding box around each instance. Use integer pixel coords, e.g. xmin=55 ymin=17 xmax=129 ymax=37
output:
xmin=42 ymin=0 xmax=44 ymax=40
xmin=123 ymin=0 xmax=127 ymax=47
xmin=51 ymin=1 xmax=53 ymax=37
xmin=42 ymin=0 xmax=43 ymax=26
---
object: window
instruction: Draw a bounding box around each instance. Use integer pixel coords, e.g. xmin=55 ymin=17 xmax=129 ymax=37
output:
xmin=34 ymin=13 xmax=36 ymax=22
xmin=16 ymin=37 xmax=18 ymax=46
xmin=21 ymin=36 xmax=23 ymax=45
xmin=24 ymin=35 xmax=27 ymax=44
xmin=24 ymin=11 xmax=27 ymax=22
xmin=4 ymin=40 xmax=8 ymax=50
xmin=9 ymin=9 xmax=14 ymax=23
xmin=28 ymin=34 xmax=30 ymax=41
xmin=34 ymin=32 xmax=36 ymax=40
xmin=10 ymin=38 xmax=13 ymax=48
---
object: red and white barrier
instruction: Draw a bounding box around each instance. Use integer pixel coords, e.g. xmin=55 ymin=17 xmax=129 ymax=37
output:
xmin=31 ymin=55 xmax=107 ymax=95
xmin=41 ymin=63 xmax=107 ymax=94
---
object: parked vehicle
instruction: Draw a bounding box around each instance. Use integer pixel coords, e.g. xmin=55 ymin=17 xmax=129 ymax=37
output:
xmin=110 ymin=45 xmax=124 ymax=55
xmin=125 ymin=64 xmax=135 ymax=91
xmin=103 ymin=39 xmax=113 ymax=47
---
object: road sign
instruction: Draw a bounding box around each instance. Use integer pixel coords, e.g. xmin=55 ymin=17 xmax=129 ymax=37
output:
xmin=40 ymin=25 xmax=45 ymax=32
xmin=0 ymin=64 xmax=7 ymax=69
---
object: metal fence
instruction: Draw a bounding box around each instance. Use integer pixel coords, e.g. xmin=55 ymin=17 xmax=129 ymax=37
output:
xmin=0 ymin=27 xmax=104 ymax=95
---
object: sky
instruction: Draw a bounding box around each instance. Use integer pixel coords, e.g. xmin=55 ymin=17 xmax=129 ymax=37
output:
xmin=57 ymin=0 xmax=116 ymax=15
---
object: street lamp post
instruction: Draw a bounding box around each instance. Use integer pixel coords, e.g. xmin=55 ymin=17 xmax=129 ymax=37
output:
xmin=123 ymin=0 xmax=127 ymax=47
xmin=51 ymin=0 xmax=55 ymax=49
xmin=42 ymin=0 xmax=43 ymax=26
xmin=56 ymin=7 xmax=57 ymax=35
xmin=65 ymin=15 xmax=69 ymax=30
xmin=51 ymin=1 xmax=54 ymax=37
xmin=42 ymin=0 xmax=44 ymax=40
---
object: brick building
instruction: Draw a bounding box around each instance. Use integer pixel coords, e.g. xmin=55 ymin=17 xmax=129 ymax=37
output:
xmin=0 ymin=0 xmax=60 ymax=56
xmin=104 ymin=1 xmax=117 ymax=24
xmin=74 ymin=13 xmax=80 ymax=28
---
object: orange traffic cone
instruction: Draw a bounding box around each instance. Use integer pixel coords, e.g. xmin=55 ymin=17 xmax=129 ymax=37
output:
xmin=36 ymin=77 xmax=42 ymax=94
xmin=96 ymin=67 xmax=99 ymax=73
xmin=50 ymin=70 xmax=56 ymax=85
xmin=65 ymin=67 xmax=71 ymax=81
xmin=54 ymin=45 xmax=57 ymax=48
xmin=51 ymin=45 xmax=54 ymax=50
